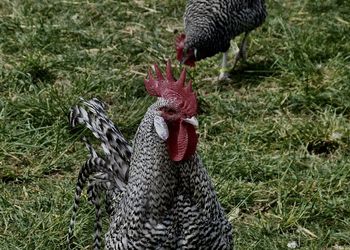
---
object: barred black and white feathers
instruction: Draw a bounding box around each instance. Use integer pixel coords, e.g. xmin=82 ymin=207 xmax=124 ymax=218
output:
xmin=67 ymin=98 xmax=132 ymax=250
xmin=184 ymin=0 xmax=267 ymax=59
xmin=69 ymin=98 xmax=132 ymax=179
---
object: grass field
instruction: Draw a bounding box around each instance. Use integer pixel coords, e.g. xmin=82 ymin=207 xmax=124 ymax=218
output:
xmin=0 ymin=0 xmax=349 ymax=249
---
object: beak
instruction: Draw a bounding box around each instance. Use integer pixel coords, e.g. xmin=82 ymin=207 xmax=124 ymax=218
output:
xmin=183 ymin=116 xmax=198 ymax=128
xmin=181 ymin=48 xmax=189 ymax=65
xmin=180 ymin=56 xmax=188 ymax=65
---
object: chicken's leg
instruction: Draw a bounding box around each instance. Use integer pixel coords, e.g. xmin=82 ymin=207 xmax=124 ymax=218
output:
xmin=219 ymin=32 xmax=250 ymax=80
xmin=218 ymin=50 xmax=230 ymax=81
xmin=232 ymin=32 xmax=249 ymax=69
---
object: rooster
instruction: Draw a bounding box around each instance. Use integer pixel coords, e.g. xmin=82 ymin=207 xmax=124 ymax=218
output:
xmin=67 ymin=61 xmax=233 ymax=249
xmin=176 ymin=0 xmax=267 ymax=80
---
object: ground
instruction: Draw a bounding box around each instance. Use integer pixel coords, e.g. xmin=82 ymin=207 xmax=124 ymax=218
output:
xmin=0 ymin=0 xmax=349 ymax=249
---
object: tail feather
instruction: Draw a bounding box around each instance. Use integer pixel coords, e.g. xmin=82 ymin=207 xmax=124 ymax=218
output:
xmin=88 ymin=185 xmax=103 ymax=250
xmin=67 ymin=99 xmax=132 ymax=249
xmin=67 ymin=152 xmax=103 ymax=249
xmin=69 ymin=98 xmax=132 ymax=181
xmin=87 ymin=172 xmax=125 ymax=250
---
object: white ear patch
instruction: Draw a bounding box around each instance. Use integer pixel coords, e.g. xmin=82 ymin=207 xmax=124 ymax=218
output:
xmin=154 ymin=115 xmax=169 ymax=141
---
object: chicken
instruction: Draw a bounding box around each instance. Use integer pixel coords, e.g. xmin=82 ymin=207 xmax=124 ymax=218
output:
xmin=176 ymin=0 xmax=267 ymax=80
xmin=67 ymin=61 xmax=233 ymax=249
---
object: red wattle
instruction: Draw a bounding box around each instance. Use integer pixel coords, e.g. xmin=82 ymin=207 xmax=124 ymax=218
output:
xmin=184 ymin=57 xmax=196 ymax=67
xmin=167 ymin=121 xmax=198 ymax=162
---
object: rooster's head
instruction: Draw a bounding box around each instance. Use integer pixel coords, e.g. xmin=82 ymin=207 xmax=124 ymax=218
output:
xmin=175 ymin=34 xmax=196 ymax=67
xmin=144 ymin=60 xmax=198 ymax=162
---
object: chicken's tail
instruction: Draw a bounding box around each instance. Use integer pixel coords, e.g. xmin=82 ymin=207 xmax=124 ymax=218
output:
xmin=240 ymin=0 xmax=268 ymax=32
xmin=67 ymin=98 xmax=132 ymax=250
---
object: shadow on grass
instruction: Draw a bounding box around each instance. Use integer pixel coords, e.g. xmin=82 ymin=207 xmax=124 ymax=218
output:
xmin=217 ymin=59 xmax=278 ymax=90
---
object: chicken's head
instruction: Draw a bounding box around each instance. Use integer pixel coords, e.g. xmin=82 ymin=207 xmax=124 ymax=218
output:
xmin=175 ymin=34 xmax=196 ymax=67
xmin=144 ymin=60 xmax=198 ymax=162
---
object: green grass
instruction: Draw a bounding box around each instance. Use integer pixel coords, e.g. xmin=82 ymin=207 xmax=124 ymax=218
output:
xmin=0 ymin=0 xmax=349 ymax=249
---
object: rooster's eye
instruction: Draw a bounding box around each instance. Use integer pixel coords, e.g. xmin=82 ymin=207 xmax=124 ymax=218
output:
xmin=160 ymin=107 xmax=176 ymax=115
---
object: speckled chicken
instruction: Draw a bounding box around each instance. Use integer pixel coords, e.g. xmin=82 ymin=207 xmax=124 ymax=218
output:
xmin=67 ymin=61 xmax=233 ymax=249
xmin=176 ymin=0 xmax=267 ymax=80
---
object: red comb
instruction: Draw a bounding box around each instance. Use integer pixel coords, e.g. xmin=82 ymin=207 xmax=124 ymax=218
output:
xmin=144 ymin=60 xmax=197 ymax=116
xmin=175 ymin=34 xmax=186 ymax=62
